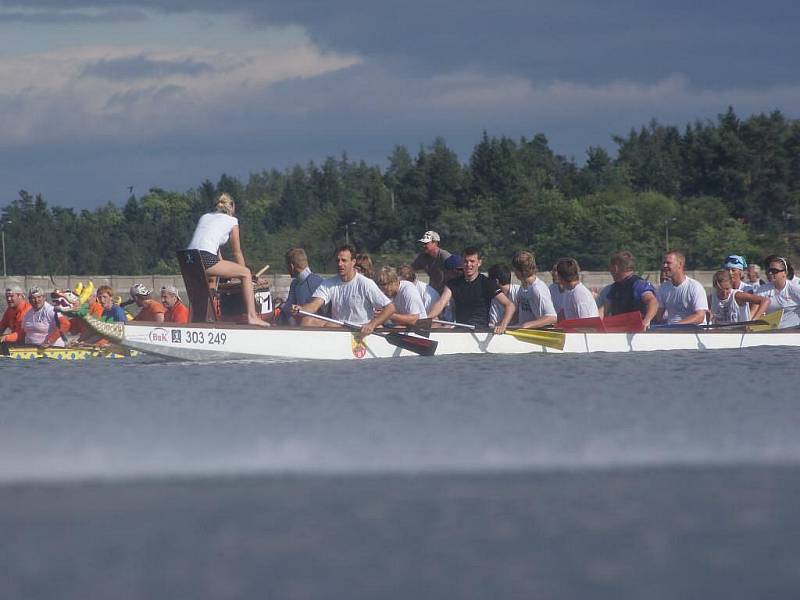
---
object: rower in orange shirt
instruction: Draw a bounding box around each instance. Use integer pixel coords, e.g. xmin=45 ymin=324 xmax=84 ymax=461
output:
xmin=129 ymin=283 xmax=166 ymax=322
xmin=161 ymin=285 xmax=190 ymax=323
xmin=0 ymin=285 xmax=31 ymax=344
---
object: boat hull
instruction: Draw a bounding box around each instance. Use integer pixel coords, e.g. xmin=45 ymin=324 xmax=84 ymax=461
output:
xmin=89 ymin=318 xmax=800 ymax=361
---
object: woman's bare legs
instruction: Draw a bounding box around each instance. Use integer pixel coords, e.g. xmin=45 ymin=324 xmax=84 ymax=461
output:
xmin=206 ymin=260 xmax=269 ymax=326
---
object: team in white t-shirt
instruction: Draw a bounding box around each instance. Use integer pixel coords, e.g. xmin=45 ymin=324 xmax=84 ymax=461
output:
xmin=287 ymin=240 xmax=799 ymax=334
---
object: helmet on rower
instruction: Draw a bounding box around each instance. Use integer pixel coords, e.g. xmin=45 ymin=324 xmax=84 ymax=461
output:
xmin=130 ymin=283 xmax=152 ymax=298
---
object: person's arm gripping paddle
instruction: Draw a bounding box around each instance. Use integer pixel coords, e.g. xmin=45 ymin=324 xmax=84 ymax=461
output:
xmin=641 ymin=290 xmax=659 ymax=329
xmin=494 ymin=291 xmax=515 ymax=335
xmin=427 ymin=286 xmax=452 ymax=321
xmin=735 ymin=289 xmax=770 ymax=321
xmin=295 ymin=297 xmax=327 ymax=327
xmin=361 ymin=302 xmax=395 ymax=337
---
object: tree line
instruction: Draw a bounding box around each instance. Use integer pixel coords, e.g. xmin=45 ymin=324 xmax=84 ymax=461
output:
xmin=2 ymin=106 xmax=799 ymax=276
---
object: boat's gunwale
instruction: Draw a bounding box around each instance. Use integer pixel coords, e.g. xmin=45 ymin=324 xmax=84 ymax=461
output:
xmin=121 ymin=320 xmax=800 ymax=335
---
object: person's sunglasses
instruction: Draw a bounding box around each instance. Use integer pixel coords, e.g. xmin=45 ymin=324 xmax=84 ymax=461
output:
xmin=766 ymin=268 xmax=786 ymax=275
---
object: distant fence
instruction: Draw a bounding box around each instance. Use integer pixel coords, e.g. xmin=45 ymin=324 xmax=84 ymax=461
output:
xmin=2 ymin=271 xmax=720 ymax=306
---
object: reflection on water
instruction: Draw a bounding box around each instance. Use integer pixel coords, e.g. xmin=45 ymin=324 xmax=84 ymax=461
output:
xmin=1 ymin=346 xmax=798 ymax=483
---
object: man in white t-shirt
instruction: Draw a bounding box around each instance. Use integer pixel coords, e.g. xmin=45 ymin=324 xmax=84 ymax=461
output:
xmin=555 ymin=258 xmax=599 ymax=319
xmin=376 ymin=266 xmax=427 ymax=326
xmin=509 ymin=251 xmax=558 ymax=329
xmin=656 ymin=250 xmax=708 ymax=325
xmin=397 ymin=265 xmax=440 ymax=313
xmin=294 ymin=245 xmax=395 ymax=336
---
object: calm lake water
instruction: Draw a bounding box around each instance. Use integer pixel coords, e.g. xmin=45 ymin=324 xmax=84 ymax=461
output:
xmin=1 ymin=347 xmax=799 ymax=598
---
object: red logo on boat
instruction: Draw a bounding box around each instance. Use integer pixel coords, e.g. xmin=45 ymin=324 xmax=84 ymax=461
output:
xmin=149 ymin=328 xmax=169 ymax=343
xmin=351 ymin=334 xmax=367 ymax=359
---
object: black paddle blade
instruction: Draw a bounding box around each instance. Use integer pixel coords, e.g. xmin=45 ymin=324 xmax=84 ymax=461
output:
xmin=409 ymin=318 xmax=432 ymax=338
xmin=384 ymin=332 xmax=438 ymax=356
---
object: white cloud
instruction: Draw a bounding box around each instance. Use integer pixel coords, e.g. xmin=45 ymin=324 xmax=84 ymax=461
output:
xmin=0 ymin=42 xmax=361 ymax=145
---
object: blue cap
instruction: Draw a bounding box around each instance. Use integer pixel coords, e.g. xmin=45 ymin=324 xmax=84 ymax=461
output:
xmin=723 ymin=255 xmax=747 ymax=270
xmin=444 ymin=255 xmax=463 ymax=270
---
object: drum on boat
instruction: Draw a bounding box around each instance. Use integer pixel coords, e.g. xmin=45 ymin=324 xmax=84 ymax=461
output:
xmin=216 ymin=277 xmax=273 ymax=320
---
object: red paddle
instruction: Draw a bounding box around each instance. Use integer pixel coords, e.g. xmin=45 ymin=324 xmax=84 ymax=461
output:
xmin=602 ymin=311 xmax=645 ymax=333
xmin=556 ymin=311 xmax=645 ymax=333
xmin=557 ymin=316 xmax=606 ymax=333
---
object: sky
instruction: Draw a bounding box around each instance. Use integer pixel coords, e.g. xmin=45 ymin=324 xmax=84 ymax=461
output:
xmin=0 ymin=0 xmax=798 ymax=210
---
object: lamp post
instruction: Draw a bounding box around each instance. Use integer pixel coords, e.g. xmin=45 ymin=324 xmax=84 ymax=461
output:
xmin=664 ymin=217 xmax=677 ymax=253
xmin=1 ymin=219 xmax=10 ymax=279
xmin=345 ymin=221 xmax=357 ymax=246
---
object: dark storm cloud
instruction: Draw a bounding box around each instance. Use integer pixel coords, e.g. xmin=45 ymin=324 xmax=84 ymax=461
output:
xmin=81 ymin=56 xmax=215 ymax=81
xmin=0 ymin=7 xmax=147 ymax=23
xmin=2 ymin=0 xmax=799 ymax=209
xmin=6 ymin=0 xmax=798 ymax=86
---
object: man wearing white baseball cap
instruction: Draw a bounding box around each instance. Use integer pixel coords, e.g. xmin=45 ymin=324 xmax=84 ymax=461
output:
xmin=0 ymin=285 xmax=31 ymax=345
xmin=411 ymin=230 xmax=452 ymax=293
xmin=161 ymin=285 xmax=189 ymax=324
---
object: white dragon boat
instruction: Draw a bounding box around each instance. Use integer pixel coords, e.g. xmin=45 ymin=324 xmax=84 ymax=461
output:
xmin=78 ymin=312 xmax=800 ymax=361
xmin=68 ymin=249 xmax=795 ymax=362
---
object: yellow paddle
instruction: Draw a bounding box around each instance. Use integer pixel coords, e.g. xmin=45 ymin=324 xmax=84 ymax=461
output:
xmin=504 ymin=328 xmax=566 ymax=351
xmin=746 ymin=309 xmax=783 ymax=332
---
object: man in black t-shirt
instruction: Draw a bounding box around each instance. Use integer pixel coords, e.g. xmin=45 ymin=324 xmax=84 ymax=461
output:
xmin=428 ymin=247 xmax=515 ymax=332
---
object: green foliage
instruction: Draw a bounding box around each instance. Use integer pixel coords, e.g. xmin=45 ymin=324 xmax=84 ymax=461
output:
xmin=2 ymin=107 xmax=799 ymax=276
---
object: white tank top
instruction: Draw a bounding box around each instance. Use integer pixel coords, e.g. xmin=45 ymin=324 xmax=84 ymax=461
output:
xmin=187 ymin=213 xmax=238 ymax=254
xmin=710 ymin=289 xmax=748 ymax=323
xmin=733 ymin=282 xmax=751 ymax=321
xmin=22 ymin=302 xmax=65 ymax=346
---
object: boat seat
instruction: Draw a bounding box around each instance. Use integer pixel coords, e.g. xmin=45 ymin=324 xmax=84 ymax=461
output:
xmin=176 ymin=249 xmax=217 ymax=323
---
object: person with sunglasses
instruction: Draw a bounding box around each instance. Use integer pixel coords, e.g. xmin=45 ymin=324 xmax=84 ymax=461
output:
xmin=757 ymin=255 xmax=800 ymax=328
xmin=721 ymin=255 xmax=753 ymax=292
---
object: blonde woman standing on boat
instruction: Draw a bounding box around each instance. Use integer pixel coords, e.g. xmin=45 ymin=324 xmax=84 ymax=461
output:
xmin=187 ymin=193 xmax=267 ymax=327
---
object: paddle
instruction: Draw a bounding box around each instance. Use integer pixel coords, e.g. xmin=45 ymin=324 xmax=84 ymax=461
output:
xmin=505 ymin=328 xmax=566 ymax=351
xmin=297 ymin=310 xmax=438 ymax=356
xmin=603 ymin=311 xmax=646 ymax=333
xmin=651 ymin=310 xmax=782 ymax=332
xmin=432 ymin=317 xmax=565 ymax=349
xmin=407 ymin=317 xmax=432 ymax=338
xmin=557 ymin=316 xmax=606 ymax=333
xmin=432 ymin=319 xmax=476 ymax=330
xmin=746 ymin=310 xmax=782 ymax=332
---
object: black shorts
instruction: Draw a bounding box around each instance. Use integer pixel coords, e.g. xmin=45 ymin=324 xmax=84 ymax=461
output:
xmin=199 ymin=251 xmax=220 ymax=270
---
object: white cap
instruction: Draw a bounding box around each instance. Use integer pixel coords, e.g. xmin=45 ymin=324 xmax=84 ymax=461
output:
xmin=418 ymin=230 xmax=440 ymax=243
xmin=161 ymin=285 xmax=180 ymax=298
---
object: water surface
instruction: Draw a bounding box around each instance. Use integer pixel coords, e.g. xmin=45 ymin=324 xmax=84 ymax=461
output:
xmin=1 ymin=347 xmax=798 ymax=598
